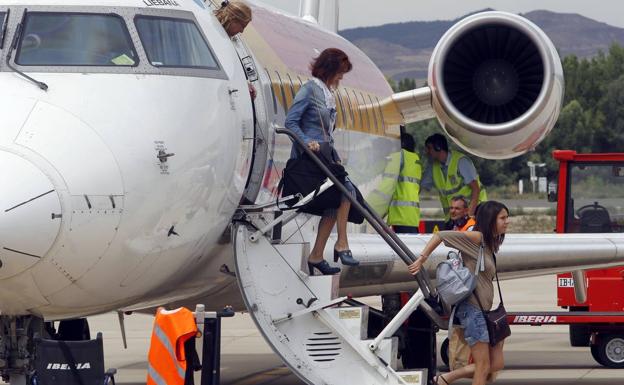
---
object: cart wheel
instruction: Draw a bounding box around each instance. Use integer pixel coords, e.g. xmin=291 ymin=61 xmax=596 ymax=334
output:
xmin=590 ymin=344 xmax=606 ymax=366
xmin=440 ymin=337 xmax=449 ymax=367
xmin=595 ymin=334 xmax=624 ymax=368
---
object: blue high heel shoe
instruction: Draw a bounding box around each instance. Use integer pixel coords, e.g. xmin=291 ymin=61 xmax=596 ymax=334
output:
xmin=333 ymin=249 xmax=359 ymax=266
xmin=308 ymin=260 xmax=341 ymax=276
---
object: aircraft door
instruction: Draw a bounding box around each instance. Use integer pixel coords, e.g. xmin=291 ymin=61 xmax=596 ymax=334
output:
xmin=218 ymin=35 xmax=255 ymax=202
xmin=230 ymin=36 xmax=269 ymax=204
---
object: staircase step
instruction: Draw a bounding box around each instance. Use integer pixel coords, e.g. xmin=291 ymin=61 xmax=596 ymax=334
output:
xmin=235 ymin=222 xmax=427 ymax=384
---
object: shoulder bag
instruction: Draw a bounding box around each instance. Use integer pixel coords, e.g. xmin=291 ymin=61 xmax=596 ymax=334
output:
xmin=474 ymin=250 xmax=511 ymax=346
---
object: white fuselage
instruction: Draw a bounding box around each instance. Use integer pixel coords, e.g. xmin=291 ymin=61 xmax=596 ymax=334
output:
xmin=0 ymin=0 xmax=257 ymax=318
xmin=0 ymin=0 xmax=398 ymax=319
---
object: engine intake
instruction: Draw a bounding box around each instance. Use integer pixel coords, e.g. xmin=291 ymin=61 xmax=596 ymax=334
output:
xmin=429 ymin=12 xmax=563 ymax=159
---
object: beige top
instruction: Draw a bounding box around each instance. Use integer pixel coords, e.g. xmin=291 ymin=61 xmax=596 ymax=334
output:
xmin=437 ymin=231 xmax=497 ymax=310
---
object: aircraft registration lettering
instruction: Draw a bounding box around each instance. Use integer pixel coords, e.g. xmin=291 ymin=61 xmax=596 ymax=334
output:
xmin=143 ymin=0 xmax=181 ymax=7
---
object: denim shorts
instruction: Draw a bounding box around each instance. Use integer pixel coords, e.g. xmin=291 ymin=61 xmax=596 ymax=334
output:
xmin=456 ymin=301 xmax=489 ymax=346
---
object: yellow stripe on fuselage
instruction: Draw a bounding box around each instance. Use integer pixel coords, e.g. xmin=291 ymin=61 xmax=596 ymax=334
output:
xmin=241 ymin=4 xmax=400 ymax=138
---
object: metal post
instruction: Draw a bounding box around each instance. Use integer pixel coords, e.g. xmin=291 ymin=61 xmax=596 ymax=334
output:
xmin=369 ymin=290 xmax=425 ymax=352
xmin=200 ymin=312 xmax=220 ymax=385
xmin=194 ymin=305 xmax=206 ymax=385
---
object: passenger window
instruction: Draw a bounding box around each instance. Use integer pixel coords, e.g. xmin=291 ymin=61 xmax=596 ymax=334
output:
xmin=16 ymin=12 xmax=137 ymax=66
xmin=135 ymin=16 xmax=218 ymax=69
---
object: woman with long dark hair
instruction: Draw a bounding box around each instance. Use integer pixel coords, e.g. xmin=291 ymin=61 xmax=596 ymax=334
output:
xmin=284 ymin=48 xmax=359 ymax=275
xmin=408 ymin=201 xmax=510 ymax=385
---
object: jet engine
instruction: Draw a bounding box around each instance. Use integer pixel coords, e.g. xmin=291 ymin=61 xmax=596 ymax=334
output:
xmin=388 ymin=11 xmax=563 ymax=159
xmin=429 ymin=11 xmax=564 ymax=159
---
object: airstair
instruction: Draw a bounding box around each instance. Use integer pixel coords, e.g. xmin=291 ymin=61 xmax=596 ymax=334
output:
xmin=233 ymin=129 xmax=447 ymax=385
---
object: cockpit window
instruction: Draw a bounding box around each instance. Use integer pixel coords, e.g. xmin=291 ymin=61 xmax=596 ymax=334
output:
xmin=135 ymin=16 xmax=219 ymax=69
xmin=16 ymin=13 xmax=137 ymax=66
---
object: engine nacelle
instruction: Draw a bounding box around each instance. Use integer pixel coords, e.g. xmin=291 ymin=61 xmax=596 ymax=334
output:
xmin=429 ymin=11 xmax=564 ymax=159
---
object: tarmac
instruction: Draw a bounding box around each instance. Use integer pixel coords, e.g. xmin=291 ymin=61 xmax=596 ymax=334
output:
xmin=88 ymin=274 xmax=623 ymax=385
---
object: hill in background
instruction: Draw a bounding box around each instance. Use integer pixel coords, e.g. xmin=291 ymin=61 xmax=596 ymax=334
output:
xmin=340 ymin=9 xmax=624 ymax=81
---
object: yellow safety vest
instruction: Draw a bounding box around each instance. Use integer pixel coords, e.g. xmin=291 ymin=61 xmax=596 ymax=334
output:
xmin=388 ymin=149 xmax=421 ymax=226
xmin=366 ymin=151 xmax=401 ymax=217
xmin=432 ymin=151 xmax=487 ymax=218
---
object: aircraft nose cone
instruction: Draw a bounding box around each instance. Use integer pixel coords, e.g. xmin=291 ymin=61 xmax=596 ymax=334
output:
xmin=0 ymin=151 xmax=61 ymax=279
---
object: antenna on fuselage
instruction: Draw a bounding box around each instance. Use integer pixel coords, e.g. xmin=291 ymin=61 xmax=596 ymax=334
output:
xmin=299 ymin=0 xmax=320 ymax=23
xmin=300 ymin=0 xmax=340 ymax=33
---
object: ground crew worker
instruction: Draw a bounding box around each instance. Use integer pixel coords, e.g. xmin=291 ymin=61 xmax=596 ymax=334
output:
xmin=388 ymin=132 xmax=422 ymax=233
xmin=366 ymin=129 xmax=412 ymax=221
xmin=421 ymin=133 xmax=487 ymax=219
xmin=366 ymin=151 xmax=401 ymax=219
xmin=147 ymin=307 xmax=198 ymax=385
xmin=444 ymin=196 xmax=476 ymax=231
xmin=381 ymin=133 xmax=428 ymax=379
xmin=445 ymin=195 xmax=475 ymax=372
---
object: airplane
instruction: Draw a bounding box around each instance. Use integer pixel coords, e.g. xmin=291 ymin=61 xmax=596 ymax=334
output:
xmin=0 ymin=0 xmax=622 ymax=384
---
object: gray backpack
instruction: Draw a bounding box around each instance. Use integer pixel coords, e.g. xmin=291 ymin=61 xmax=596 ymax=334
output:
xmin=436 ymin=247 xmax=484 ymax=338
xmin=436 ymin=250 xmax=478 ymax=308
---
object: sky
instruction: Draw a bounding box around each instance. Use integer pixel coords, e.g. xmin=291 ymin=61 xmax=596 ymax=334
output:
xmin=257 ymin=0 xmax=624 ymax=30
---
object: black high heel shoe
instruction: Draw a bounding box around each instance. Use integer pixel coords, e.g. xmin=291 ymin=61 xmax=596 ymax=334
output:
xmin=333 ymin=249 xmax=359 ymax=266
xmin=308 ymin=260 xmax=341 ymax=276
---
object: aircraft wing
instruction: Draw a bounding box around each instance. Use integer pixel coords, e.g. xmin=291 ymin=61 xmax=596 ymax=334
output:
xmin=337 ymin=233 xmax=623 ymax=297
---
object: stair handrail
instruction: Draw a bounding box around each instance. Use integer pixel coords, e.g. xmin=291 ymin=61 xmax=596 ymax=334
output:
xmin=275 ymin=128 xmax=442 ymax=314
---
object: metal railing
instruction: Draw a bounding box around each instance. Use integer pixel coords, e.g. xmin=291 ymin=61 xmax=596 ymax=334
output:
xmin=276 ymin=127 xmax=447 ymax=329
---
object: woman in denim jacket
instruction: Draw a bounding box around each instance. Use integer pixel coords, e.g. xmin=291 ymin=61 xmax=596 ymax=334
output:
xmin=285 ymin=48 xmax=359 ymax=275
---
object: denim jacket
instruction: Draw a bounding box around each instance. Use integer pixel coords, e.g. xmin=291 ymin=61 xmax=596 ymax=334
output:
xmin=285 ymin=80 xmax=340 ymax=161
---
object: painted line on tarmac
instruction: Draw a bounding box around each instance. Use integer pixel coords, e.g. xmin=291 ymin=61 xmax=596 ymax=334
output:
xmin=227 ymin=366 xmax=293 ymax=385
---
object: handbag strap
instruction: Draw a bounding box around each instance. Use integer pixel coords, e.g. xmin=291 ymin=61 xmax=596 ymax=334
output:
xmin=493 ymin=253 xmax=504 ymax=305
xmin=472 ymin=245 xmax=505 ymax=313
